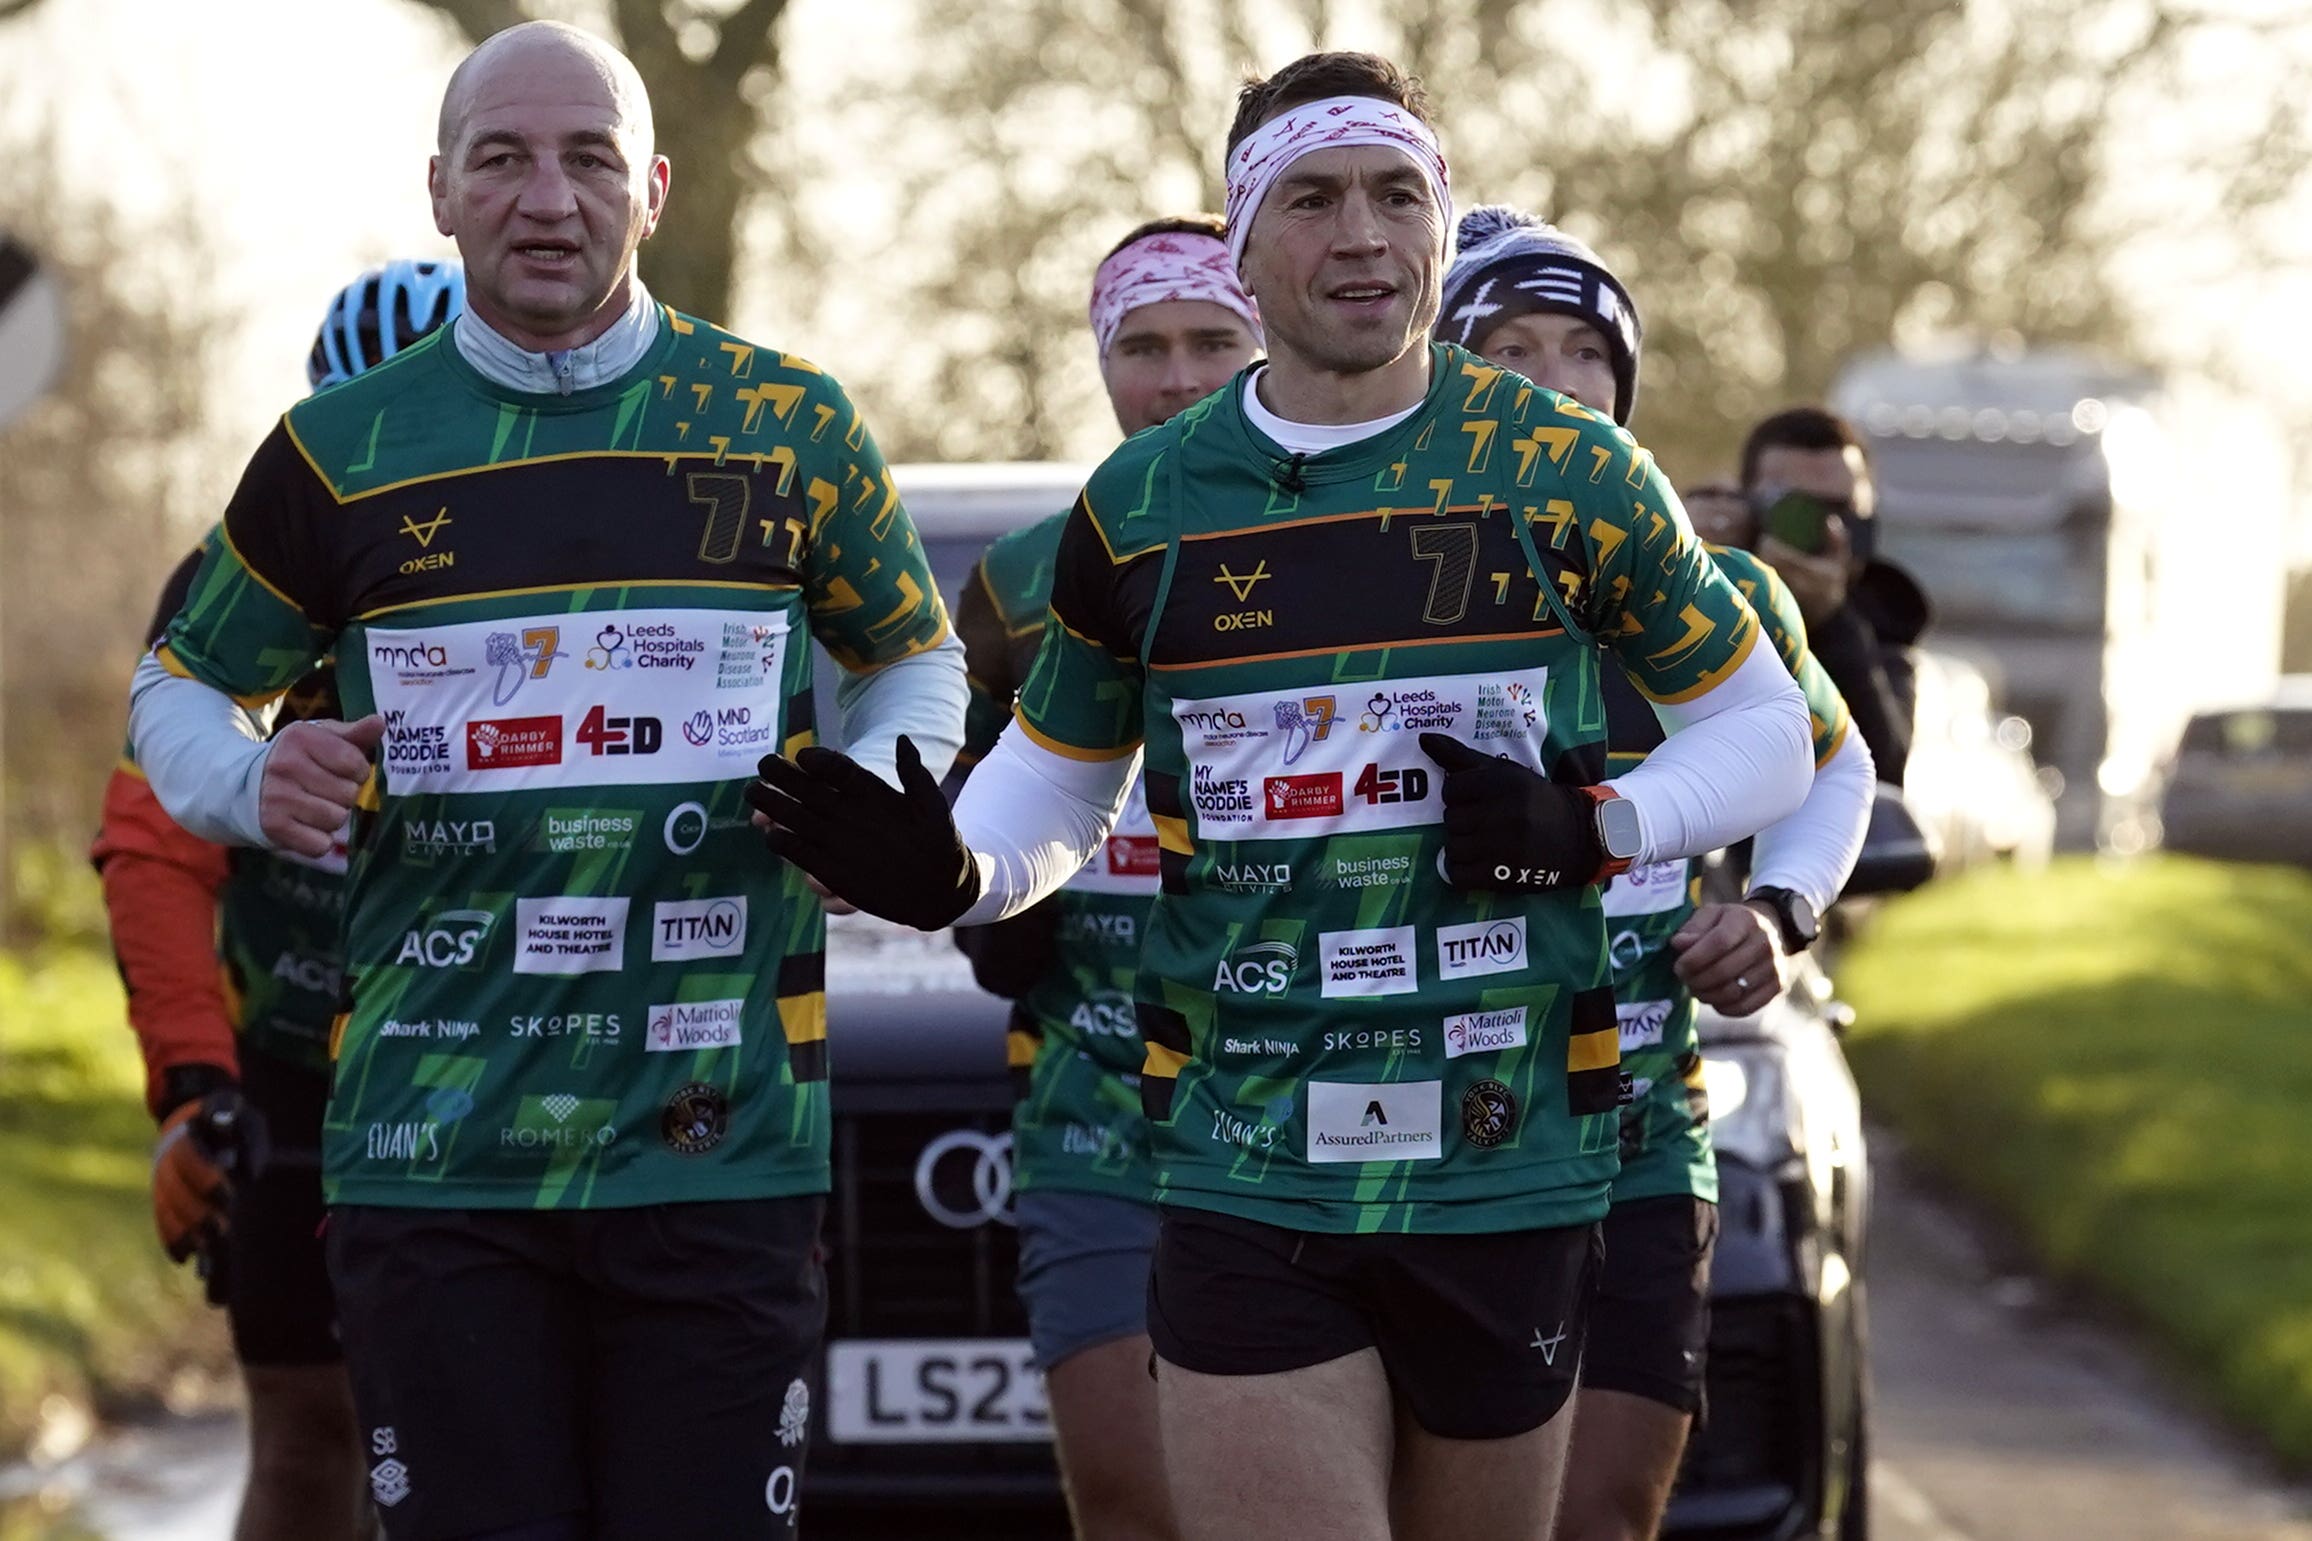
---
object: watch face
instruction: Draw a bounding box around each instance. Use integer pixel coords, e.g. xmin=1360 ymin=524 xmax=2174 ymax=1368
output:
xmin=1598 ymin=797 xmax=1645 ymax=859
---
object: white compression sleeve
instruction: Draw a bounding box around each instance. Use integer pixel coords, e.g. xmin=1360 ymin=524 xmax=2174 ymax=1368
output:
xmin=1608 ymin=640 xmax=1814 ymax=863
xmin=951 ymin=723 xmax=1138 ymax=925
xmin=127 ymin=651 xmax=272 ymax=847
xmin=1748 ymin=726 xmax=1876 ymax=915
xmin=835 ymin=630 xmax=969 ymax=788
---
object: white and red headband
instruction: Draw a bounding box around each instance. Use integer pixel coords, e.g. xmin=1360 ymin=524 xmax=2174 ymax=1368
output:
xmin=1222 ymin=95 xmax=1453 ymax=274
xmin=1089 ymin=231 xmax=1262 ymax=360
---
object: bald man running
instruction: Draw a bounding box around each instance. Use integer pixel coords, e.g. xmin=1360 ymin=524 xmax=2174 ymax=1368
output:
xmin=127 ymin=22 xmax=965 ymax=1540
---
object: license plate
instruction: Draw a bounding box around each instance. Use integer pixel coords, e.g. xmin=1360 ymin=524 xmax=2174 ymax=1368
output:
xmin=825 ymin=1338 xmax=1050 ymax=1444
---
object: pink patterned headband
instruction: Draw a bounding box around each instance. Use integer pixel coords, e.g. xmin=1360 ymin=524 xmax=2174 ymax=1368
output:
xmin=1089 ymin=231 xmax=1262 ymax=359
xmin=1222 ymin=95 xmax=1452 ymax=273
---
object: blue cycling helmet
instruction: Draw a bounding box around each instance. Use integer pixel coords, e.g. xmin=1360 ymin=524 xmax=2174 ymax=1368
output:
xmin=305 ymin=259 xmax=465 ymax=389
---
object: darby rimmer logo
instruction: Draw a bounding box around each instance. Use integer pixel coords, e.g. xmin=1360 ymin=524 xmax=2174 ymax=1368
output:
xmin=466 ymin=715 xmax=562 ymax=770
xmin=1105 ymin=835 xmax=1161 ymax=876
xmin=1264 ymin=773 xmax=1343 ymax=820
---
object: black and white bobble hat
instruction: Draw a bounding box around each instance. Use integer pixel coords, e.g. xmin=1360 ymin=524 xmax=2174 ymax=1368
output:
xmin=1436 ymin=206 xmax=1643 ymax=425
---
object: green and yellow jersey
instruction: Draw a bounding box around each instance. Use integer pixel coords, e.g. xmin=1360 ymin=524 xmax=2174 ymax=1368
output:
xmin=157 ymin=313 xmax=948 ymax=1210
xmin=1013 ymin=342 xmax=1762 ymax=1235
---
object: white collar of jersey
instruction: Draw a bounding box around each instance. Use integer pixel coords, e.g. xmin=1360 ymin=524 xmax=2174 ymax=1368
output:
xmin=452 ymin=284 xmax=662 ymax=398
xmin=1238 ymin=366 xmax=1421 ymax=458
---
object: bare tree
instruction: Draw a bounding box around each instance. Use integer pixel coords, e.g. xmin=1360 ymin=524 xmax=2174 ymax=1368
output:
xmin=0 ymin=129 xmax=236 ymax=937
xmin=864 ymin=0 xmax=2312 ymax=479
xmin=407 ymin=0 xmax=795 ymax=320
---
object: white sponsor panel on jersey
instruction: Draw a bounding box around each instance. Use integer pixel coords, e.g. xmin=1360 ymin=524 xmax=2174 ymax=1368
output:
xmin=365 ymin=608 xmax=788 ymax=793
xmin=645 ymin=998 xmax=745 ymax=1052
xmin=1618 ymin=998 xmax=1674 ymax=1053
xmin=512 ymin=897 xmax=630 ymax=975
xmin=1306 ymin=1080 xmax=1443 ymax=1163
xmin=1602 ymin=858 xmax=1691 ymax=918
xmin=1172 ymin=669 xmax=1550 ymax=839
xmin=1435 ymin=915 xmax=1528 ymax=981
xmin=1319 ymin=926 xmax=1420 ymax=998
xmin=1443 ymin=1006 xmax=1529 ymax=1059
xmin=1066 ymin=771 xmax=1163 ymax=895
xmin=650 ymin=897 xmax=748 ymax=962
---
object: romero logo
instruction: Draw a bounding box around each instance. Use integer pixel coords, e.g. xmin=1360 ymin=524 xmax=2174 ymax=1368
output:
xmin=661 ymin=1081 xmax=731 ymax=1155
xmin=1263 ymin=773 xmax=1343 ymax=820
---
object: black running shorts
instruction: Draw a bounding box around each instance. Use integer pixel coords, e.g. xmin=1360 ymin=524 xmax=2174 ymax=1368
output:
xmin=221 ymin=1046 xmax=337 ymax=1368
xmin=1579 ymin=1195 xmax=1718 ymax=1415
xmin=1146 ymin=1206 xmax=1602 ymax=1439
xmin=328 ymin=1196 xmax=826 ymax=1540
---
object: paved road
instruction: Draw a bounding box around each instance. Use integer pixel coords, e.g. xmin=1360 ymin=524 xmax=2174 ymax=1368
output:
xmin=11 ymin=1139 xmax=2312 ymax=1539
xmin=1866 ymin=1137 xmax=2312 ymax=1541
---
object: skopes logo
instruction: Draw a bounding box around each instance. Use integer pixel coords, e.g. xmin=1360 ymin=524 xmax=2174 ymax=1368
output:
xmin=1443 ymin=1007 xmax=1529 ymax=1060
xmin=403 ymin=817 xmax=496 ymax=858
xmin=1264 ymin=772 xmax=1344 ymax=821
xmin=1209 ymin=860 xmax=1292 ymax=893
xmin=651 ymin=897 xmax=747 ymax=962
xmin=646 ymin=998 xmax=745 ymax=1053
xmin=1321 ymin=1026 xmax=1423 ymax=1054
xmin=508 ymin=1012 xmax=622 ymax=1041
xmin=1066 ymin=990 xmax=1138 ymax=1040
xmin=1190 ymin=764 xmax=1255 ymax=826
xmin=913 ymin=1128 xmax=1015 ymax=1229
xmin=270 ymin=949 xmax=341 ymax=995
xmin=466 ymin=715 xmax=562 ymax=771
xmin=1617 ymin=999 xmax=1674 ymax=1053
xmin=394 ymin=908 xmax=495 ymax=969
xmin=1273 ymin=694 xmax=1338 ymax=766
xmin=1436 ymin=916 xmax=1528 ymax=982
xmin=1213 ymin=938 xmax=1299 ymax=995
xmin=1356 ymin=687 xmax=1464 ymax=734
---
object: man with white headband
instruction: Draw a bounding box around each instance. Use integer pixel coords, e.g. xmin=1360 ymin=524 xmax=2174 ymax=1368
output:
xmin=951 ymin=213 xmax=1259 ymax=1541
xmin=749 ymin=51 xmax=1812 ymax=1540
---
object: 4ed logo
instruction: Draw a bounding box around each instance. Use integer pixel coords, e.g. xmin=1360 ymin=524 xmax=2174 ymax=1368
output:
xmin=396 ymin=506 xmax=454 ymax=576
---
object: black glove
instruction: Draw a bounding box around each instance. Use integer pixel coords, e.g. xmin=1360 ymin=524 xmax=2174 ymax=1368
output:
xmin=746 ymin=735 xmax=982 ymax=930
xmin=1420 ymin=732 xmax=1605 ymax=891
xmin=954 ymin=900 xmax=1060 ymax=998
xmin=152 ymin=1075 xmax=272 ymax=1268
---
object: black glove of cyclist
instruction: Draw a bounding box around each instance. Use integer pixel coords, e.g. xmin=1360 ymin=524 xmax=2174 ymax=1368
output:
xmin=1420 ymin=732 xmax=1606 ymax=892
xmin=953 ymin=900 xmax=1060 ymax=998
xmin=747 ymin=735 xmax=983 ymax=931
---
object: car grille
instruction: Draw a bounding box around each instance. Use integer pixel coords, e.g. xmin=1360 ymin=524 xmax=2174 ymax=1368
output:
xmin=825 ymin=1107 xmax=1027 ymax=1340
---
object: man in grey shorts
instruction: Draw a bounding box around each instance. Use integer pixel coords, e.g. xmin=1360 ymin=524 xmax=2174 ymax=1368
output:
xmin=948 ymin=214 xmax=1261 ymax=1540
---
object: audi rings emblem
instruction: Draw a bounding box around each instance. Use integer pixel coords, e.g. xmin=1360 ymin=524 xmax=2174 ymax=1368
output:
xmin=913 ymin=1128 xmax=1016 ymax=1229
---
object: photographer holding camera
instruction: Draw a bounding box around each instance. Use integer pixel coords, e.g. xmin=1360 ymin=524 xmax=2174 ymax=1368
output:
xmin=1737 ymin=406 xmax=1930 ymax=785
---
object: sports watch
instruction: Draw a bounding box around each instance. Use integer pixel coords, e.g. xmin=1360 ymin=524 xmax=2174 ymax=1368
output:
xmin=1583 ymin=787 xmax=1642 ymax=881
xmin=1745 ymin=885 xmax=1820 ymax=954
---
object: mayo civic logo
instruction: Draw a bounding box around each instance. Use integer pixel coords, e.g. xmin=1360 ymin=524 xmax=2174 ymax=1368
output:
xmin=1306 ymin=1080 xmax=1442 ymax=1163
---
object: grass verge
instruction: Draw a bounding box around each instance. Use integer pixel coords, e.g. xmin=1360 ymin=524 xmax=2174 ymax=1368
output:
xmin=0 ymin=946 xmax=220 ymax=1459
xmin=1839 ymin=854 xmax=2312 ymax=1468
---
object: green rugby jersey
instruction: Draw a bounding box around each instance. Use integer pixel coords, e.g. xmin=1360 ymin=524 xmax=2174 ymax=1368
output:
xmin=956 ymin=511 xmax=1159 ymax=1202
xmin=158 ymin=312 xmax=949 ymax=1210
xmin=1602 ymin=543 xmax=1851 ymax=1204
xmin=1014 ymin=343 xmax=1762 ymax=1235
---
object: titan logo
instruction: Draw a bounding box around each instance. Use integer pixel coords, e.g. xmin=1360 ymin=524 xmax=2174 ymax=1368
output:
xmin=1212 ymin=560 xmax=1271 ymax=603
xmin=399 ymin=507 xmax=453 ymax=547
